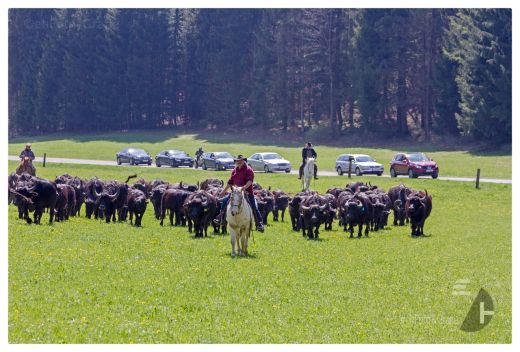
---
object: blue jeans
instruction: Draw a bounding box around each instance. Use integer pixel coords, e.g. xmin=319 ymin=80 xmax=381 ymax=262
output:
xmin=221 ymin=193 xmax=263 ymax=225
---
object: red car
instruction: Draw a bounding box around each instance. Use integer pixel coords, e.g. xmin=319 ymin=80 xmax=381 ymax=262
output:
xmin=390 ymin=152 xmax=438 ymax=179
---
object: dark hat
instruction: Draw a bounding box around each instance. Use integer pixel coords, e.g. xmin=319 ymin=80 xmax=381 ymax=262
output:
xmin=234 ymin=154 xmax=247 ymax=162
xmin=306 ymin=142 xmax=312 ymax=146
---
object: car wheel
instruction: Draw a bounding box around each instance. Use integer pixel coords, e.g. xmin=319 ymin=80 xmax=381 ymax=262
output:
xmin=117 ymin=157 xmax=121 ymax=165
xmin=390 ymin=168 xmax=396 ymax=178
xmin=377 ymin=172 xmax=382 ymax=176
xmin=147 ymin=161 xmax=151 ymax=166
xmin=408 ymin=169 xmax=415 ymax=178
xmin=432 ymin=173 xmax=438 ymax=179
xmin=264 ymin=165 xmax=270 ymax=173
xmin=202 ymin=162 xmax=207 ymax=170
xmin=355 ymin=167 xmax=362 ymax=176
xmin=156 ymin=161 xmax=161 ymax=167
xmin=337 ymin=167 xmax=343 ymax=176
xmin=285 ymin=169 xmax=291 ymax=173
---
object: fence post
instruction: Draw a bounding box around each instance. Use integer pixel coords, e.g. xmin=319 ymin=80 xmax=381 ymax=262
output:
xmin=476 ymin=168 xmax=480 ymax=189
xmin=43 ymin=153 xmax=46 ymax=167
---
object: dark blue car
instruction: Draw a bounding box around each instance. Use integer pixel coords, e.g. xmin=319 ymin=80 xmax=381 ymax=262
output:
xmin=200 ymin=152 xmax=235 ymax=170
xmin=155 ymin=150 xmax=194 ymax=168
xmin=116 ymin=148 xmax=152 ymax=166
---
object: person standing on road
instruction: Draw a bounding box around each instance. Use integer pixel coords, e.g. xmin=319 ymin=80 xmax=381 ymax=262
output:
xmin=214 ymin=154 xmax=265 ymax=232
xmin=298 ymin=142 xmax=318 ymax=180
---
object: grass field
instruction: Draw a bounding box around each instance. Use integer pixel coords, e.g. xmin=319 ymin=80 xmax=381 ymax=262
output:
xmin=8 ymin=129 xmax=512 ymax=179
xmin=8 ymin=161 xmax=512 ymax=343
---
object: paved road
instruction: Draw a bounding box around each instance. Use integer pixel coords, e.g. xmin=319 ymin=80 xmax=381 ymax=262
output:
xmin=8 ymin=155 xmax=512 ymax=184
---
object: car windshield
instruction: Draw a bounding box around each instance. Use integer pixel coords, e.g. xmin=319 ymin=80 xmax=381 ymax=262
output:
xmin=356 ymin=156 xmax=374 ymax=162
xmin=169 ymin=150 xmax=187 ymax=156
xmin=215 ymin=152 xmax=232 ymax=159
xmin=408 ymin=153 xmax=429 ymax=162
xmin=133 ymin=149 xmax=147 ymax=155
xmin=262 ymin=153 xmax=282 ymax=160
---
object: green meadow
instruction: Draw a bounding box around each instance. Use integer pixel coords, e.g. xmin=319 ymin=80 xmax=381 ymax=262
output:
xmin=8 ymin=161 xmax=511 ymax=343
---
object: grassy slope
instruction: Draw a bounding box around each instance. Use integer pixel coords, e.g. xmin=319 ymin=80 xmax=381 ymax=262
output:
xmin=8 ymin=161 xmax=512 ymax=343
xmin=8 ymin=130 xmax=512 ymax=179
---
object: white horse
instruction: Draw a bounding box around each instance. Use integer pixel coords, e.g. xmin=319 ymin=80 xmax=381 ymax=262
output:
xmin=226 ymin=186 xmax=253 ymax=257
xmin=302 ymin=157 xmax=315 ymax=191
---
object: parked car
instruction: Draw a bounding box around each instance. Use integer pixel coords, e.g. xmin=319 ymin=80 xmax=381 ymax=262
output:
xmin=200 ymin=152 xmax=235 ymax=170
xmin=335 ymin=154 xmax=384 ymax=176
xmin=116 ymin=148 xmax=152 ymax=166
xmin=248 ymin=152 xmax=291 ymax=173
xmin=390 ymin=152 xmax=439 ymax=178
xmin=155 ymin=150 xmax=194 ymax=168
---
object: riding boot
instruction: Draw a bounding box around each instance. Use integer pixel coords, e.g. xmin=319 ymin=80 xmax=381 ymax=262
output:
xmin=247 ymin=193 xmax=264 ymax=232
xmin=314 ymin=164 xmax=319 ymax=180
xmin=213 ymin=211 xmax=224 ymax=225
xmin=298 ymin=165 xmax=303 ymax=179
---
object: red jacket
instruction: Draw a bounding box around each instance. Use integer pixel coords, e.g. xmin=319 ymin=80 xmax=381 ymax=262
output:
xmin=228 ymin=164 xmax=255 ymax=193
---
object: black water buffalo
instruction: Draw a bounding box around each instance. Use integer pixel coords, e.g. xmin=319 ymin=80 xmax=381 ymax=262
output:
xmin=160 ymin=188 xmax=192 ymax=226
xmin=126 ymin=188 xmax=148 ymax=226
xmin=8 ymin=172 xmax=19 ymax=205
xmin=132 ymin=178 xmax=151 ymax=198
xmin=321 ymin=193 xmax=337 ymax=230
xmin=299 ymin=194 xmax=329 ymax=240
xmin=15 ymin=177 xmax=57 ymax=224
xmin=254 ymin=189 xmax=274 ymax=225
xmin=171 ymin=181 xmax=198 ymax=192
xmin=406 ymin=190 xmax=432 ymax=236
xmin=326 ymin=187 xmax=345 ymax=199
xmin=343 ymin=193 xmax=372 ymax=238
xmin=200 ymin=178 xmax=224 ymax=191
xmin=55 ymin=183 xmax=76 ymax=221
xmin=367 ymin=192 xmax=386 ymax=231
xmin=94 ymin=182 xmax=128 ymax=223
xmin=55 ymin=174 xmax=85 ymax=216
xmin=85 ymin=177 xmax=104 ymax=219
xmin=272 ymin=190 xmax=290 ymax=222
xmin=150 ymin=184 xmax=170 ymax=220
xmin=388 ymin=184 xmax=412 ymax=226
xmin=206 ymin=187 xmax=227 ymax=234
xmin=183 ymin=191 xmax=217 ymax=237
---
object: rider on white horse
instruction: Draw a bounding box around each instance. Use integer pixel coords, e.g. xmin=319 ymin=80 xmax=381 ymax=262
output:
xmin=298 ymin=142 xmax=318 ymax=180
xmin=214 ymin=155 xmax=265 ymax=232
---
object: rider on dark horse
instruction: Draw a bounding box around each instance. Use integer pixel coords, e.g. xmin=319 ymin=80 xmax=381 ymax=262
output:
xmin=298 ymin=142 xmax=318 ymax=180
xmin=194 ymin=147 xmax=204 ymax=168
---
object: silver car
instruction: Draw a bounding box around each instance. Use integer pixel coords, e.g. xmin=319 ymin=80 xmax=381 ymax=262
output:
xmin=248 ymin=152 xmax=292 ymax=173
xmin=335 ymin=154 xmax=384 ymax=176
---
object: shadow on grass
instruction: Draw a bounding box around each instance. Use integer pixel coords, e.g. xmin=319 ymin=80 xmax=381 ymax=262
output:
xmin=9 ymin=127 xmax=512 ymax=156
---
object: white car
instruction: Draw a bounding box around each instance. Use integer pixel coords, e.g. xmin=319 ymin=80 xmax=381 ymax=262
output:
xmin=336 ymin=154 xmax=384 ymax=176
xmin=248 ymin=152 xmax=292 ymax=173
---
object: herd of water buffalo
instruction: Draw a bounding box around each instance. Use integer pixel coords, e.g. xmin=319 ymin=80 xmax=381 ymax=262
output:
xmin=8 ymin=172 xmax=432 ymax=238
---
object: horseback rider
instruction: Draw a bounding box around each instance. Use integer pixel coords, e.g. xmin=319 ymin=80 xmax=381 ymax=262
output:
xmin=194 ymin=146 xmax=204 ymax=168
xmin=214 ymin=154 xmax=265 ymax=232
xmin=298 ymin=142 xmax=318 ymax=180
xmin=17 ymin=143 xmax=36 ymax=175
xmin=19 ymin=143 xmax=35 ymax=161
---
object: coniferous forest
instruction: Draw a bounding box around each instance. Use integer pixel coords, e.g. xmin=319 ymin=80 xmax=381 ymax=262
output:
xmin=8 ymin=9 xmax=512 ymax=145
